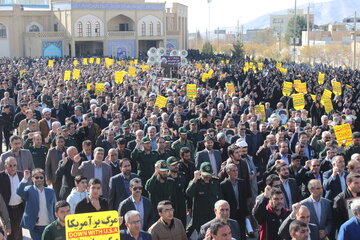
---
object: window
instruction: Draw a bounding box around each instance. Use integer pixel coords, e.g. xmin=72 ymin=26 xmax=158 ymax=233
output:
xmin=54 ymin=23 xmax=58 ymax=32
xmin=149 ymin=22 xmax=153 ymax=36
xmin=29 ymin=24 xmax=40 ymax=32
xmin=95 ymin=21 xmax=100 ymax=36
xmin=119 ymin=23 xmax=129 ymax=31
xmin=0 ymin=24 xmax=7 ymax=38
xmin=77 ymin=22 xmax=83 ymax=37
xmin=86 ymin=22 xmax=91 ymax=37
xmin=141 ymin=22 xmax=146 ymax=36
xmin=157 ymin=22 xmax=161 ymax=36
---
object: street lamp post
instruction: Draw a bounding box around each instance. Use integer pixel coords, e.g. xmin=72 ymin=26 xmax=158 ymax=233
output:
xmin=293 ymin=0 xmax=297 ymax=62
xmin=353 ymin=11 xmax=357 ymax=69
xmin=207 ymin=0 xmax=212 ymax=42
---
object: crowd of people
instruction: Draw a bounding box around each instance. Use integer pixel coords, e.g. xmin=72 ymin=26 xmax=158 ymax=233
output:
xmin=0 ymin=55 xmax=359 ymax=240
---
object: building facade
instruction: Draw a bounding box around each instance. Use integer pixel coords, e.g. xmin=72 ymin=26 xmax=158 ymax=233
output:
xmin=0 ymin=0 xmax=188 ymax=58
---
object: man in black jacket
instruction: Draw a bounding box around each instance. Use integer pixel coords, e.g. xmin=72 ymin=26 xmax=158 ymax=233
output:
xmin=333 ymin=173 xmax=360 ymax=233
xmin=118 ymin=178 xmax=155 ymax=231
xmin=220 ymin=163 xmax=250 ymax=239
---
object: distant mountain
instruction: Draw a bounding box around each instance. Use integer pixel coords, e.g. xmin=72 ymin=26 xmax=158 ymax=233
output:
xmin=243 ymin=0 xmax=360 ymax=30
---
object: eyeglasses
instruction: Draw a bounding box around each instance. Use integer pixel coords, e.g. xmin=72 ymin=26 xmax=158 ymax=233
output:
xmin=34 ymin=176 xmax=44 ymax=180
xmin=133 ymin=187 xmax=143 ymax=191
xmin=312 ymin=165 xmax=320 ymax=167
xmin=8 ymin=164 xmax=17 ymax=168
xmin=162 ymin=208 xmax=174 ymax=213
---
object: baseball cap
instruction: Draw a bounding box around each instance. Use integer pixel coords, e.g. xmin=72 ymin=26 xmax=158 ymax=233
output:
xmin=200 ymin=162 xmax=213 ymax=176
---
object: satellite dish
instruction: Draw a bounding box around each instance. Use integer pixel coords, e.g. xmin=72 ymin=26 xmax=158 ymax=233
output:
xmin=157 ymin=47 xmax=166 ymax=56
xmin=147 ymin=56 xmax=156 ymax=64
xmin=155 ymin=56 xmax=161 ymax=64
xmin=170 ymin=50 xmax=180 ymax=56
xmin=180 ymin=58 xmax=188 ymax=66
xmin=147 ymin=47 xmax=157 ymax=57
xmin=180 ymin=50 xmax=188 ymax=58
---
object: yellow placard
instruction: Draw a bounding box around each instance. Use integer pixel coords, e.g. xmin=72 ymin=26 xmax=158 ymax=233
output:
xmin=276 ymin=62 xmax=282 ymax=69
xmin=208 ymin=69 xmax=214 ymax=76
xmin=318 ymin=72 xmax=325 ymax=85
xmin=225 ymin=83 xmax=236 ymax=97
xmin=115 ymin=71 xmax=127 ymax=84
xmin=73 ymin=60 xmax=78 ymax=66
xmin=65 ymin=210 xmax=119 ymax=240
xmin=292 ymin=93 xmax=305 ymax=110
xmin=196 ymin=63 xmax=202 ymax=70
xmin=322 ymin=89 xmax=332 ymax=99
xmin=346 ymin=84 xmax=352 ymax=88
xmin=134 ymin=59 xmax=138 ymax=65
xmin=201 ymin=73 xmax=209 ymax=82
xmin=82 ymin=58 xmax=88 ymax=65
xmin=254 ymin=105 xmax=266 ymax=121
xmin=128 ymin=66 xmax=136 ymax=77
xmin=73 ymin=69 xmax=81 ymax=80
xmin=86 ymin=83 xmax=92 ymax=91
xmin=155 ymin=95 xmax=168 ymax=108
xmin=48 ymin=60 xmax=54 ymax=67
xmin=311 ymin=95 xmax=317 ymax=101
xmin=19 ymin=70 xmax=26 ymax=78
xmin=334 ymin=123 xmax=353 ymax=147
xmin=186 ymin=84 xmax=197 ymax=99
xmin=332 ymin=81 xmax=342 ymax=96
xmin=89 ymin=58 xmax=94 ymax=64
xmin=64 ymin=71 xmax=71 ymax=81
xmin=95 ymin=83 xmax=105 ymax=95
xmin=258 ymin=62 xmax=263 ymax=70
xmin=117 ymin=61 xmax=125 ymax=66
xmin=279 ymin=68 xmax=287 ymax=75
xmin=221 ymin=60 xmax=224 ymax=64
xmin=294 ymin=82 xmax=307 ymax=93
xmin=321 ymin=98 xmax=333 ymax=114
xmin=226 ymin=60 xmax=230 ymax=64
xmin=95 ymin=58 xmax=101 ymax=64
xmin=105 ymin=58 xmax=114 ymax=68
xmin=140 ymin=65 xmax=150 ymax=71
xmin=282 ymin=81 xmax=293 ymax=96
xmin=243 ymin=67 xmax=249 ymax=73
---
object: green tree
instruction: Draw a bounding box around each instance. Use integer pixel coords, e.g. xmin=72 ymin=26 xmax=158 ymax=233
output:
xmin=231 ymin=41 xmax=245 ymax=58
xmin=202 ymin=41 xmax=214 ymax=55
xmin=285 ymin=15 xmax=308 ymax=46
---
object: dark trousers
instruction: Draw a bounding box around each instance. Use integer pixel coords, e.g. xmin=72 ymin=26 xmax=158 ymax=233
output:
xmin=7 ymin=203 xmax=24 ymax=240
xmin=29 ymin=225 xmax=46 ymax=240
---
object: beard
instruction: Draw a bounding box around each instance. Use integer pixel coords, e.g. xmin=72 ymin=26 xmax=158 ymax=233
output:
xmin=281 ymin=174 xmax=289 ymax=180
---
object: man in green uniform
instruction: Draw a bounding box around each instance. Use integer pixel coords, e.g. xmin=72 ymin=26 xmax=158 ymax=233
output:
xmin=41 ymin=200 xmax=70 ymax=240
xmin=145 ymin=160 xmax=175 ymax=214
xmin=172 ymin=127 xmax=195 ymax=159
xmin=345 ymin=132 xmax=360 ymax=163
xmin=167 ymin=156 xmax=188 ymax=228
xmin=156 ymin=137 xmax=175 ymax=160
xmin=188 ymin=119 xmax=203 ymax=150
xmin=116 ymin=122 xmax=135 ymax=146
xmin=24 ymin=133 xmax=48 ymax=170
xmin=186 ymin=162 xmax=223 ymax=237
xmin=131 ymin=136 xmax=159 ymax=196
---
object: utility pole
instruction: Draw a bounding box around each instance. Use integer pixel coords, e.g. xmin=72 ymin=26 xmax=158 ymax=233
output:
xmin=293 ymin=0 xmax=297 ymax=62
xmin=237 ymin=19 xmax=240 ymax=42
xmin=207 ymin=0 xmax=212 ymax=42
xmin=354 ymin=11 xmax=357 ymax=69
xmin=307 ymin=4 xmax=310 ymax=47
